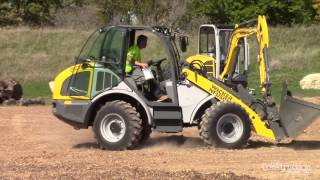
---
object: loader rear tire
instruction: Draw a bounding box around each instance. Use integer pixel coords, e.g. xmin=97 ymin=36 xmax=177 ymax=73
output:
xmin=93 ymin=100 xmax=142 ymax=150
xmin=200 ymin=102 xmax=251 ymax=149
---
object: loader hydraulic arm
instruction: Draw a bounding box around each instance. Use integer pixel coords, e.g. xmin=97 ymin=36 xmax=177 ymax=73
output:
xmin=220 ymin=15 xmax=271 ymax=95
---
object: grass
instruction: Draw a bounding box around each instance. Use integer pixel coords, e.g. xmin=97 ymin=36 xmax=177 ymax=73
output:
xmin=0 ymin=27 xmax=90 ymax=98
xmin=0 ymin=25 xmax=320 ymax=101
xmin=22 ymin=80 xmax=52 ymax=98
xmin=246 ymin=25 xmax=320 ymax=102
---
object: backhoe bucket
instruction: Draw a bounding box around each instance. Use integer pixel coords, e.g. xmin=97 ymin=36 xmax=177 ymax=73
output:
xmin=279 ymin=82 xmax=320 ymax=137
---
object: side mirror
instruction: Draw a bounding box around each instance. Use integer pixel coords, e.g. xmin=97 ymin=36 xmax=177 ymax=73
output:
xmin=180 ymin=36 xmax=188 ymax=52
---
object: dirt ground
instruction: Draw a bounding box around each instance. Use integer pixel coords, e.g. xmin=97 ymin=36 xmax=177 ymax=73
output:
xmin=0 ymin=106 xmax=320 ymax=179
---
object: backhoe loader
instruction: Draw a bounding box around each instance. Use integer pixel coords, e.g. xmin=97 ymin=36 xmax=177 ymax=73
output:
xmin=51 ymin=16 xmax=320 ymax=150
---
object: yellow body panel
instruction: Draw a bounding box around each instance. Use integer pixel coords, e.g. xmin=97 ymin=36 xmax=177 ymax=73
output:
xmin=52 ymin=63 xmax=94 ymax=100
xmin=183 ymin=68 xmax=276 ymax=140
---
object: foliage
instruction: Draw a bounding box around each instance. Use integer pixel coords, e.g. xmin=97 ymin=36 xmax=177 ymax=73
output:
xmin=1 ymin=0 xmax=320 ymax=27
xmin=314 ymin=0 xmax=320 ymax=20
xmin=96 ymin=0 xmax=186 ymax=26
xmin=0 ymin=0 xmax=83 ymax=26
xmin=190 ymin=0 xmax=317 ymax=25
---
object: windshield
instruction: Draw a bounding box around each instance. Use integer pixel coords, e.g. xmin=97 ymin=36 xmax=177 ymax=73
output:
xmin=77 ymin=29 xmax=107 ymax=62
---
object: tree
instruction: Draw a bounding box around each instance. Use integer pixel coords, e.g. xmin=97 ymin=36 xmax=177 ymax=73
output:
xmin=190 ymin=0 xmax=317 ymax=25
xmin=313 ymin=0 xmax=320 ymax=20
xmin=0 ymin=0 xmax=84 ymax=26
xmin=96 ymin=0 xmax=187 ymax=26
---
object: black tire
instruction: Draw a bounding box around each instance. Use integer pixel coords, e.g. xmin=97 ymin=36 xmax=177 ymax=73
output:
xmin=12 ymin=83 xmax=23 ymax=100
xmin=139 ymin=122 xmax=152 ymax=143
xmin=200 ymin=102 xmax=251 ymax=149
xmin=93 ymin=100 xmax=142 ymax=150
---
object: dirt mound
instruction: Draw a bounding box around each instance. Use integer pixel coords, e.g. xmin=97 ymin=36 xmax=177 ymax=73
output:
xmin=303 ymin=96 xmax=320 ymax=104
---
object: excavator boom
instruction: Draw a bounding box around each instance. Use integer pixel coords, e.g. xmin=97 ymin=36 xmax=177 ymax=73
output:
xmin=220 ymin=15 xmax=271 ymax=95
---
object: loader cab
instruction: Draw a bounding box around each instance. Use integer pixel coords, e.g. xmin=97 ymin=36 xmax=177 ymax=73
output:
xmin=62 ymin=26 xmax=181 ymax=104
xmin=198 ymin=25 xmax=250 ymax=80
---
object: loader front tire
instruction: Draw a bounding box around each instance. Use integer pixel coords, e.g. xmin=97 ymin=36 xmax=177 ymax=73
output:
xmin=93 ymin=100 xmax=142 ymax=150
xmin=200 ymin=102 xmax=251 ymax=148
xmin=139 ymin=122 xmax=152 ymax=143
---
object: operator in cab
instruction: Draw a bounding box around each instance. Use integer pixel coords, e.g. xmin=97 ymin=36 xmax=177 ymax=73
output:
xmin=125 ymin=35 xmax=168 ymax=102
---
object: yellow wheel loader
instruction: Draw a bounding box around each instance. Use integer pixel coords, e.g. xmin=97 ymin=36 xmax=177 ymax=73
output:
xmin=51 ymin=16 xmax=320 ymax=150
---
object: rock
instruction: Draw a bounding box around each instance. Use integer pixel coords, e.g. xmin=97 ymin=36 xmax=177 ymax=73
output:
xmin=300 ymin=73 xmax=320 ymax=89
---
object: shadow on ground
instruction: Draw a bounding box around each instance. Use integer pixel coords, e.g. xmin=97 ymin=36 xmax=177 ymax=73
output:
xmin=279 ymin=140 xmax=320 ymax=150
xmin=73 ymin=142 xmax=99 ymax=149
xmin=73 ymin=135 xmax=320 ymax=151
xmin=139 ymin=135 xmax=204 ymax=149
xmin=248 ymin=140 xmax=320 ymax=150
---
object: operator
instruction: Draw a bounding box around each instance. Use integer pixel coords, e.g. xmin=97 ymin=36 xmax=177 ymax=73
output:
xmin=125 ymin=35 xmax=168 ymax=102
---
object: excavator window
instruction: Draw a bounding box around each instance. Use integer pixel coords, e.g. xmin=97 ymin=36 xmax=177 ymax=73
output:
xmin=199 ymin=27 xmax=216 ymax=57
xmin=218 ymin=30 xmax=232 ymax=62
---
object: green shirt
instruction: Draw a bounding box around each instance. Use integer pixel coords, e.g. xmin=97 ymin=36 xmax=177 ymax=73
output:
xmin=126 ymin=45 xmax=141 ymax=73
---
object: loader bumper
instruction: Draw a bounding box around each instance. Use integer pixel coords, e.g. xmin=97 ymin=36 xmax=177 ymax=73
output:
xmin=279 ymin=82 xmax=320 ymax=138
xmin=52 ymin=100 xmax=90 ymax=129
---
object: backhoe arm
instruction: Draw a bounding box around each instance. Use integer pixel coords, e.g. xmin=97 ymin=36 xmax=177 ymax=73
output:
xmin=219 ymin=28 xmax=256 ymax=80
xmin=220 ymin=15 xmax=271 ymax=95
xmin=256 ymin=15 xmax=270 ymax=94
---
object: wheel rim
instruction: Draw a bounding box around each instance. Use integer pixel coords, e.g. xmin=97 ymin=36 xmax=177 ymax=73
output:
xmin=216 ymin=113 xmax=244 ymax=143
xmin=100 ymin=113 xmax=126 ymax=143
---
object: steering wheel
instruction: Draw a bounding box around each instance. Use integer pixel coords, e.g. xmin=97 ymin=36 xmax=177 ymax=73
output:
xmin=148 ymin=58 xmax=167 ymax=67
xmin=147 ymin=58 xmax=166 ymax=81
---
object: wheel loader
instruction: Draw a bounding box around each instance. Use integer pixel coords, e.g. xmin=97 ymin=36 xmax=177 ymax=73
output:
xmin=51 ymin=16 xmax=320 ymax=150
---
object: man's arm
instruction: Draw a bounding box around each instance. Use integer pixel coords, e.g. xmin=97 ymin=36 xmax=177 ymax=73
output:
xmin=135 ymin=60 xmax=148 ymax=69
xmin=127 ymin=56 xmax=148 ymax=69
